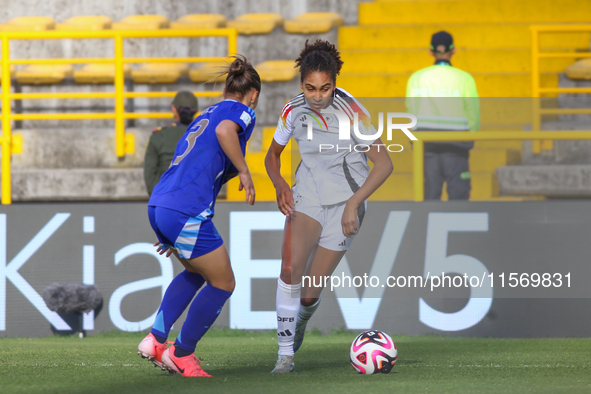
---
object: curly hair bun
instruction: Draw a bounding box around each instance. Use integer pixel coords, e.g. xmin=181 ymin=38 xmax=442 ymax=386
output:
xmin=295 ymin=39 xmax=343 ymax=82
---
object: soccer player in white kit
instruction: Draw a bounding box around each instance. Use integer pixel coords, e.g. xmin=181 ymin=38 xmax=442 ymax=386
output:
xmin=265 ymin=40 xmax=394 ymax=373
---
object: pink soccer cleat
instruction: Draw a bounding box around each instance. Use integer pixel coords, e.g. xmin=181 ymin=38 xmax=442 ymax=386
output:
xmin=162 ymin=345 xmax=212 ymax=377
xmin=138 ymin=333 xmax=168 ymax=369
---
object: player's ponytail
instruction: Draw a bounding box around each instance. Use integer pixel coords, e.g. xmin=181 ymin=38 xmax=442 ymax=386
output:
xmin=224 ymin=55 xmax=261 ymax=98
xmin=295 ymin=39 xmax=343 ymax=83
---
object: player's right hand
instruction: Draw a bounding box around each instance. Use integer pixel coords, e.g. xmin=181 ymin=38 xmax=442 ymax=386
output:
xmin=154 ymin=241 xmax=173 ymax=257
xmin=238 ymin=171 xmax=256 ymax=206
xmin=275 ymin=181 xmax=294 ymax=217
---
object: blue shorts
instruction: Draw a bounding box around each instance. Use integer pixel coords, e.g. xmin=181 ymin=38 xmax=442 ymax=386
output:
xmin=148 ymin=206 xmax=223 ymax=259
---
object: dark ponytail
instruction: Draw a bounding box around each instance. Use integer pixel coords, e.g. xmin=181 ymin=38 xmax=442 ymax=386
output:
xmin=224 ymin=55 xmax=261 ymax=98
xmin=295 ymin=39 xmax=343 ymax=83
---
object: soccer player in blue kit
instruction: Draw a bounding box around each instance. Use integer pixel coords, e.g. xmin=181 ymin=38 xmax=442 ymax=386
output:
xmin=137 ymin=56 xmax=261 ymax=378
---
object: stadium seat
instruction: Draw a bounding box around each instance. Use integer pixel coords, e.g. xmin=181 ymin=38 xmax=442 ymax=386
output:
xmin=227 ymin=13 xmax=283 ymax=34
xmin=16 ymin=64 xmax=74 ymax=85
xmin=56 ymin=16 xmax=112 ymax=31
xmin=131 ymin=62 xmax=189 ymax=84
xmin=112 ymin=15 xmax=169 ymax=30
xmin=2 ymin=16 xmax=55 ymax=31
xmin=565 ymin=59 xmax=591 ymax=80
xmin=170 ymin=14 xmax=227 ymax=29
xmin=74 ymin=63 xmax=132 ymax=84
xmin=255 ymin=60 xmax=298 ymax=82
xmin=189 ymin=62 xmax=229 ymax=83
xmin=284 ymin=12 xmax=343 ymax=34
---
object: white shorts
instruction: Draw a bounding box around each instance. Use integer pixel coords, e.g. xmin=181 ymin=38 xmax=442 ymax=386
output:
xmin=292 ymin=181 xmax=367 ymax=252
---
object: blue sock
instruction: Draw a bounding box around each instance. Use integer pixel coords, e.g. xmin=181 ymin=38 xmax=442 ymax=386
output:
xmin=174 ymin=284 xmax=232 ymax=355
xmin=151 ymin=270 xmax=205 ymax=341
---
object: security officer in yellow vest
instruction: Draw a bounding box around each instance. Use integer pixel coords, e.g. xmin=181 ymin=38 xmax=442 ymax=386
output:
xmin=406 ymin=31 xmax=480 ymax=200
xmin=143 ymin=90 xmax=198 ymax=195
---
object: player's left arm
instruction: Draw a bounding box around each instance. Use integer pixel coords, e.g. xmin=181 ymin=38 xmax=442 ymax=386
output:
xmin=341 ymin=138 xmax=393 ymax=237
xmin=216 ymin=119 xmax=255 ymax=205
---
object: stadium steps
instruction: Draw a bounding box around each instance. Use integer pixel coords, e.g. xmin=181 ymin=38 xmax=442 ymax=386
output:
xmin=335 ymin=0 xmax=591 ymax=199
xmin=340 ymin=48 xmax=576 ymax=74
xmin=338 ymin=24 xmax=591 ymax=50
xmin=11 ymin=168 xmax=148 ymax=201
xmin=338 ymin=72 xmax=559 ymax=98
xmin=358 ymin=0 xmax=591 ymax=25
xmin=368 ymin=171 xmax=500 ymax=201
xmin=496 ymin=164 xmax=591 ymax=198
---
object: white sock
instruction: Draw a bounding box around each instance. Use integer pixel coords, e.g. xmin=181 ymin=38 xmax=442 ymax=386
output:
xmin=276 ymin=278 xmax=301 ymax=357
xmin=297 ymin=297 xmax=321 ymax=327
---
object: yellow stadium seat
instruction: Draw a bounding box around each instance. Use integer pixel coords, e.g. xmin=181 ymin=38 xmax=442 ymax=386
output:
xmin=189 ymin=62 xmax=229 ymax=83
xmin=112 ymin=15 xmax=169 ymax=30
xmin=565 ymin=59 xmax=591 ymax=80
xmin=2 ymin=16 xmax=55 ymax=31
xmin=284 ymin=12 xmax=343 ymax=34
xmin=170 ymin=14 xmax=226 ymax=29
xmin=227 ymin=13 xmax=283 ymax=35
xmin=16 ymin=64 xmax=73 ymax=85
xmin=131 ymin=63 xmax=189 ymax=84
xmin=255 ymin=60 xmax=298 ymax=82
xmin=74 ymin=63 xmax=132 ymax=84
xmin=56 ymin=16 xmax=112 ymax=31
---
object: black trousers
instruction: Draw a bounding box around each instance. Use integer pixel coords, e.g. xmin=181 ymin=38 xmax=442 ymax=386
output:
xmin=424 ymin=151 xmax=471 ymax=200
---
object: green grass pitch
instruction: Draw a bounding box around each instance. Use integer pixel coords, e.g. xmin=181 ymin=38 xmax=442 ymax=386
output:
xmin=1 ymin=329 xmax=590 ymax=394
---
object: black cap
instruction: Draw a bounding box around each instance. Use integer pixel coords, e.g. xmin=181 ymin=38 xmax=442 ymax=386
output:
xmin=172 ymin=90 xmax=198 ymax=109
xmin=430 ymin=31 xmax=454 ymax=53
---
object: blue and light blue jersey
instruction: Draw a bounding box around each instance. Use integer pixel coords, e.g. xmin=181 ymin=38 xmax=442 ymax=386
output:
xmin=149 ymin=99 xmax=256 ymax=217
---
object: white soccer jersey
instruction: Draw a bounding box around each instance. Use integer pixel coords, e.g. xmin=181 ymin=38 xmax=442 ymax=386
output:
xmin=274 ymin=88 xmax=377 ymax=206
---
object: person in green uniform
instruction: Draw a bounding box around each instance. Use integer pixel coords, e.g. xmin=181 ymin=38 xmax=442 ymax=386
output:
xmin=406 ymin=31 xmax=480 ymax=200
xmin=144 ymin=91 xmax=198 ymax=195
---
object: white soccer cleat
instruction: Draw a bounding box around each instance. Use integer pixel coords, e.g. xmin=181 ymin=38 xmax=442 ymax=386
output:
xmin=270 ymin=355 xmax=295 ymax=373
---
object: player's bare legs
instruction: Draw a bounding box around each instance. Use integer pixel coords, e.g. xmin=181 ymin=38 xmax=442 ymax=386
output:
xmin=273 ymin=212 xmax=322 ymax=373
xmin=293 ymin=246 xmax=346 ymax=353
xmin=300 ymin=246 xmax=346 ymax=304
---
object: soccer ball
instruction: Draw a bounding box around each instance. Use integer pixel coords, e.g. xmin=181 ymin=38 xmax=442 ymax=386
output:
xmin=350 ymin=330 xmax=397 ymax=374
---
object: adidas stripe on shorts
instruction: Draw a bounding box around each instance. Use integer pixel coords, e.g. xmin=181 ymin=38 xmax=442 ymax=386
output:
xmin=148 ymin=206 xmax=223 ymax=259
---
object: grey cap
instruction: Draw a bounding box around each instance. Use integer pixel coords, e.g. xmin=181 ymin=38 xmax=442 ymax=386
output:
xmin=172 ymin=90 xmax=198 ymax=109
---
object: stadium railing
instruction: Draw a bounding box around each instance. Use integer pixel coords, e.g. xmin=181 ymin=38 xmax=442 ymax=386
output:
xmin=530 ymin=24 xmax=591 ymax=153
xmin=0 ymin=28 xmax=237 ymax=204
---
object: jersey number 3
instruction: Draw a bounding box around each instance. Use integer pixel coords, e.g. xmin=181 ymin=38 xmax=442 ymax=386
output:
xmin=172 ymin=119 xmax=209 ymax=166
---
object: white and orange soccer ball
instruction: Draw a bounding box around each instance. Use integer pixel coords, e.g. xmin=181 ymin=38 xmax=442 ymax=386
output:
xmin=350 ymin=330 xmax=397 ymax=374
